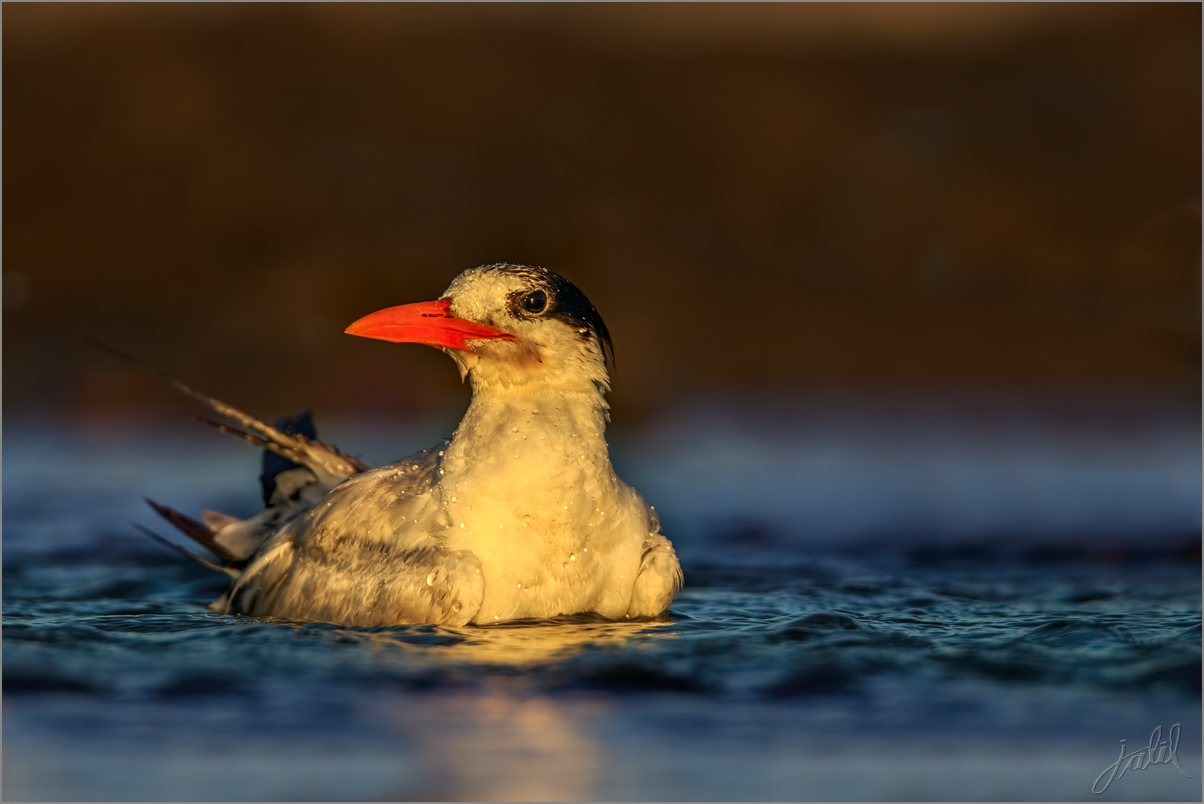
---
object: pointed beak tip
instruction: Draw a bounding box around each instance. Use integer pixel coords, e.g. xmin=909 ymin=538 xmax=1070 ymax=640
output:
xmin=343 ymin=320 xmax=371 ymax=338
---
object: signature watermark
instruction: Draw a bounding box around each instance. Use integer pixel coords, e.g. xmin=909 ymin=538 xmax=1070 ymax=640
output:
xmin=1093 ymin=723 xmax=1193 ymax=794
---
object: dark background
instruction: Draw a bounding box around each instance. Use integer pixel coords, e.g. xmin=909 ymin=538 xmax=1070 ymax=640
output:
xmin=4 ymin=3 xmax=1200 ymax=426
xmin=3 ymin=9 xmax=1201 ymax=800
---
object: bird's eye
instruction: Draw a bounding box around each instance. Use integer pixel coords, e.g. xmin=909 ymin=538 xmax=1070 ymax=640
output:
xmin=522 ymin=290 xmax=547 ymax=314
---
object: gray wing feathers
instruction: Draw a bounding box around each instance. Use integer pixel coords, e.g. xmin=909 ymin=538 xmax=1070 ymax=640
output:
xmin=227 ymin=536 xmax=484 ymax=626
xmin=221 ymin=444 xmax=484 ymax=626
xmin=106 ymin=340 xmax=482 ymax=625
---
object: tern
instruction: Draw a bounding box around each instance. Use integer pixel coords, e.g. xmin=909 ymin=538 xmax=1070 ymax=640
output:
xmin=146 ymin=263 xmax=683 ymax=626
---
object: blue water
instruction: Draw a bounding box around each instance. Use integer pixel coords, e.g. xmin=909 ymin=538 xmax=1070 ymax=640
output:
xmin=4 ymin=404 xmax=1200 ymax=800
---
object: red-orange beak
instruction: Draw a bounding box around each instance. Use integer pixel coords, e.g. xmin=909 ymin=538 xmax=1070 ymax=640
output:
xmin=344 ymin=299 xmax=517 ymax=351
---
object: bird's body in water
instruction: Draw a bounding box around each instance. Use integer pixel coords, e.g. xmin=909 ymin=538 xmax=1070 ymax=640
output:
xmin=147 ymin=264 xmax=683 ymax=626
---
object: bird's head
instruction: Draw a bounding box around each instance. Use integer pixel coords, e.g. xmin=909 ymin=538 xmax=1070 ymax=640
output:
xmin=345 ymin=264 xmax=614 ymax=396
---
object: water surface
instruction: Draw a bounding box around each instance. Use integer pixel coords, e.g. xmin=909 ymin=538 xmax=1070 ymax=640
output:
xmin=4 ymin=409 xmax=1200 ymax=800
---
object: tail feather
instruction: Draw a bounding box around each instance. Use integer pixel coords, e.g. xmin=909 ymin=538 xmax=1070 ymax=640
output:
xmin=146 ymin=498 xmax=236 ymax=562
xmin=136 ymin=524 xmax=239 ymax=577
xmin=87 ymin=337 xmax=371 ymax=487
xmin=200 ymin=510 xmax=240 ymax=531
xmin=91 ymin=338 xmax=375 ymax=578
xmin=189 ymin=416 xmax=317 ymax=475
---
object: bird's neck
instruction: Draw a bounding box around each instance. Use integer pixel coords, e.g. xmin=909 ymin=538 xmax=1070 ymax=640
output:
xmin=442 ymin=384 xmax=612 ymax=481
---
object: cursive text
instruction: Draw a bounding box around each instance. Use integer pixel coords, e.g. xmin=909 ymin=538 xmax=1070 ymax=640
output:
xmin=1093 ymin=723 xmax=1192 ymax=794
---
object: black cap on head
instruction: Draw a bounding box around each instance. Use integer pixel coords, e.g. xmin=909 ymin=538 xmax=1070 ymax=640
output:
xmin=484 ymin=263 xmax=615 ymax=375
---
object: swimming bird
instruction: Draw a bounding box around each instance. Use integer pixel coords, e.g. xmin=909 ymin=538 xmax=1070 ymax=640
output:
xmin=147 ymin=263 xmax=683 ymax=626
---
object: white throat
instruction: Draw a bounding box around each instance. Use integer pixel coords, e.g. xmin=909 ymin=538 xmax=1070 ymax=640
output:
xmin=441 ymin=381 xmax=614 ymax=523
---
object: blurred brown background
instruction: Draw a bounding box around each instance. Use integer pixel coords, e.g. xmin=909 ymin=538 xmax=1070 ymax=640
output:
xmin=4 ymin=3 xmax=1200 ymax=426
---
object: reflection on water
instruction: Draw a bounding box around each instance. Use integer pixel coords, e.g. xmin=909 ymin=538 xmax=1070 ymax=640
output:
xmin=398 ymin=617 xmax=675 ymax=667
xmin=282 ymin=615 xmax=678 ymax=667
xmin=397 ymin=691 xmax=605 ymax=800
xmin=3 ymin=412 xmax=1200 ymax=801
